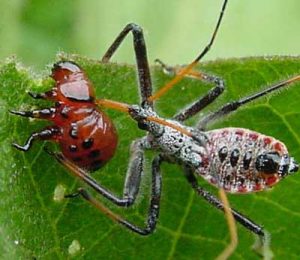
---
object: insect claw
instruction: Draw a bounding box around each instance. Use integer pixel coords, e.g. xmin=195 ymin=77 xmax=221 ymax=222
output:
xmin=77 ymin=188 xmax=91 ymax=200
xmin=11 ymin=142 xmax=21 ymax=149
xmin=9 ymin=109 xmax=33 ymax=117
xmin=27 ymin=91 xmax=45 ymax=99
xmin=9 ymin=109 xmax=21 ymax=115
xmin=64 ymin=191 xmax=81 ymax=199
xmin=11 ymin=142 xmax=30 ymax=151
xmin=154 ymin=58 xmax=175 ymax=75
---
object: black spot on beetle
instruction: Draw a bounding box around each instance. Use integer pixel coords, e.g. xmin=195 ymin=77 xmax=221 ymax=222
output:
xmin=88 ymin=149 xmax=101 ymax=158
xmin=82 ymin=138 xmax=94 ymax=149
xmin=69 ymin=145 xmax=78 ymax=152
xmin=72 ymin=157 xmax=82 ymax=162
xmin=90 ymin=159 xmax=103 ymax=171
xmin=60 ymin=106 xmax=70 ymax=118
xmin=69 ymin=123 xmax=78 ymax=139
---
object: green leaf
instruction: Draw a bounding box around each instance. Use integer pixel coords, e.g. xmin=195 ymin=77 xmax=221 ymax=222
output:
xmin=0 ymin=55 xmax=300 ymax=259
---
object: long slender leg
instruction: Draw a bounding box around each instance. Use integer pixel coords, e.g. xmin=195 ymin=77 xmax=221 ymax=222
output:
xmin=198 ymin=75 xmax=300 ymax=130
xmin=101 ymin=23 xmax=152 ymax=107
xmin=12 ymin=126 xmax=60 ymax=151
xmin=61 ymin=155 xmax=163 ymax=236
xmin=155 ymin=59 xmax=225 ymax=122
xmin=183 ymin=166 xmax=265 ymax=238
xmin=148 ymin=0 xmax=228 ymax=102
xmin=47 ymin=138 xmax=149 ymax=207
xmin=174 ymin=74 xmax=224 ymax=122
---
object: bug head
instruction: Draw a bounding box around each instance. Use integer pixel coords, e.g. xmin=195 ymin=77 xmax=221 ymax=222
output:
xmin=255 ymin=152 xmax=298 ymax=177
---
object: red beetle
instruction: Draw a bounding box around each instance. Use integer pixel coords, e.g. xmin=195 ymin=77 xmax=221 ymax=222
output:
xmin=11 ymin=61 xmax=118 ymax=171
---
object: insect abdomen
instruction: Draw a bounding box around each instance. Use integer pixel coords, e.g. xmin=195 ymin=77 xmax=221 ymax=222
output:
xmin=197 ymin=127 xmax=290 ymax=193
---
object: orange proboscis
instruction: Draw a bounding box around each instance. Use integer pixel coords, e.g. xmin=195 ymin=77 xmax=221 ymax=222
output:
xmin=147 ymin=116 xmax=192 ymax=137
xmin=96 ymin=99 xmax=130 ymax=113
xmin=96 ymin=99 xmax=192 ymax=137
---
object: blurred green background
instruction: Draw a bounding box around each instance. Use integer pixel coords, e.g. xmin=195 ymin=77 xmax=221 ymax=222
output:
xmin=0 ymin=0 xmax=299 ymax=70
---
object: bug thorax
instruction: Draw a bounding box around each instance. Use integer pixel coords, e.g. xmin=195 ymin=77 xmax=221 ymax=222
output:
xmin=128 ymin=105 xmax=209 ymax=168
xmin=51 ymin=61 xmax=96 ymax=104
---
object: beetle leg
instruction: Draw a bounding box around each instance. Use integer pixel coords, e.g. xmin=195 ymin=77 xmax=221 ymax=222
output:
xmin=12 ymin=127 xmax=60 ymax=152
xmin=10 ymin=107 xmax=56 ymax=119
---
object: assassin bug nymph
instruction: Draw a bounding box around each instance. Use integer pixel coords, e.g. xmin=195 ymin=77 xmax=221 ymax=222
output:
xmin=10 ymin=0 xmax=300 ymax=258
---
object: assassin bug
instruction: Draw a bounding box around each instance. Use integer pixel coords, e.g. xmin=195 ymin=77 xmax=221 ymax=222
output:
xmin=10 ymin=0 xmax=300 ymax=258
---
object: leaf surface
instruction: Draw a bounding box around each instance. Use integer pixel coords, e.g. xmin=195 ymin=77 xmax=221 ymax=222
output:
xmin=0 ymin=55 xmax=300 ymax=259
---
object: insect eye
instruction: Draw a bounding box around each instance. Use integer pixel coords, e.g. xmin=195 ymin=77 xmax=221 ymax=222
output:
xmin=138 ymin=121 xmax=148 ymax=130
xmin=255 ymin=152 xmax=280 ymax=174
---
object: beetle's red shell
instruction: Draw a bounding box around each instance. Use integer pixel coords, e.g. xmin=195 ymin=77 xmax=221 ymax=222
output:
xmin=49 ymin=61 xmax=118 ymax=171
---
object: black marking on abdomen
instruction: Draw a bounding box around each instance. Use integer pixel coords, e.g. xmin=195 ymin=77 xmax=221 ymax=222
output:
xmin=218 ymin=146 xmax=228 ymax=162
xmin=230 ymin=149 xmax=240 ymax=167
xmin=255 ymin=152 xmax=280 ymax=173
xmin=243 ymin=151 xmax=252 ymax=170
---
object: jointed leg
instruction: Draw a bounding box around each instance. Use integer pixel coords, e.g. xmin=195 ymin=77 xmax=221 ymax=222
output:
xmin=58 ymin=155 xmax=163 ymax=236
xmin=12 ymin=126 xmax=60 ymax=152
xmin=101 ymin=23 xmax=152 ymax=107
xmin=148 ymin=0 xmax=228 ymax=102
xmin=155 ymin=59 xmax=225 ymax=122
xmin=27 ymin=90 xmax=56 ymax=100
xmin=183 ymin=166 xmax=265 ymax=238
xmin=47 ymin=138 xmax=149 ymax=207
xmin=10 ymin=107 xmax=56 ymax=119
xmin=198 ymin=75 xmax=300 ymax=130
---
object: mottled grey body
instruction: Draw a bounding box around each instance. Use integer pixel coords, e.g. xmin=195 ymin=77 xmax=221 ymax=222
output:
xmin=130 ymin=106 xmax=297 ymax=193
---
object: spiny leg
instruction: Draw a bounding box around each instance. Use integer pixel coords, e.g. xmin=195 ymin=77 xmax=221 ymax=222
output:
xmin=47 ymin=138 xmax=150 ymax=207
xmin=148 ymin=0 xmax=228 ymax=102
xmin=53 ymin=153 xmax=163 ymax=235
xmin=183 ymin=166 xmax=265 ymax=239
xmin=155 ymin=59 xmax=225 ymax=121
xmin=101 ymin=23 xmax=152 ymax=107
xmin=198 ymin=75 xmax=300 ymax=130
xmin=12 ymin=127 xmax=60 ymax=152
xmin=173 ymin=74 xmax=224 ymax=122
